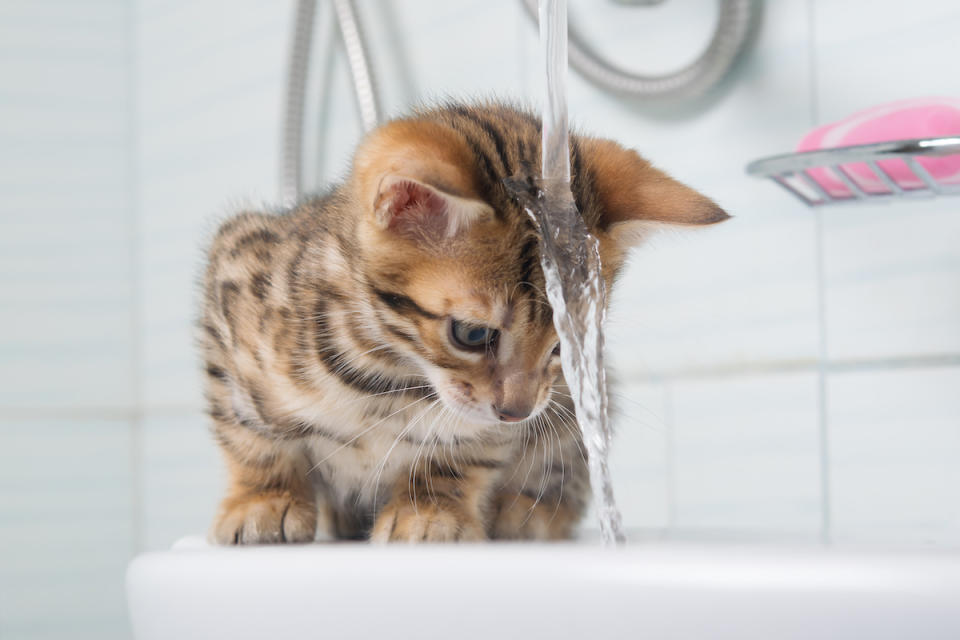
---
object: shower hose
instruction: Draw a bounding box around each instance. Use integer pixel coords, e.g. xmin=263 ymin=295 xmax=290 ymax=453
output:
xmin=280 ymin=0 xmax=758 ymax=204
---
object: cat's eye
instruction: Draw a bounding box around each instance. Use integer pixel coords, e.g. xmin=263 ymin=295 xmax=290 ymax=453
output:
xmin=449 ymin=319 xmax=498 ymax=352
xmin=552 ymin=342 xmax=561 ymax=357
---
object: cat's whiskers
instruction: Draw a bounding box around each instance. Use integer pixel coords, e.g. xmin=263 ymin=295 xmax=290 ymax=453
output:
xmin=331 ymin=383 xmax=434 ymax=412
xmin=541 ymin=413 xmax=567 ymax=523
xmin=421 ymin=407 xmax=455 ymax=506
xmin=408 ymin=403 xmax=453 ymax=511
xmin=519 ymin=415 xmax=551 ymax=527
xmin=535 ymin=416 xmax=555 ymax=510
xmin=406 ymin=414 xmax=433 ymax=512
xmin=547 ymin=398 xmax=581 ymax=435
xmin=547 ymin=400 xmax=588 ymax=466
xmin=500 ymin=417 xmax=534 ymax=489
xmin=310 ymin=392 xmax=435 ymax=469
xmin=369 ymin=398 xmax=440 ymax=510
xmin=431 ymin=415 xmax=453 ymax=487
xmin=514 ymin=416 xmax=552 ymax=529
xmin=552 ymin=387 xmax=666 ymax=434
xmin=502 ymin=422 xmax=543 ymax=517
xmin=441 ymin=417 xmax=458 ymax=470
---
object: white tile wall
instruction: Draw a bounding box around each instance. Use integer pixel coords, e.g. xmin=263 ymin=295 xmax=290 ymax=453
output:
xmin=141 ymin=413 xmax=223 ymax=551
xmin=0 ymin=419 xmax=134 ymax=639
xmin=0 ymin=0 xmax=135 ymax=412
xmin=821 ymin=202 xmax=960 ymax=360
xmin=366 ymin=0 xmax=529 ymax=102
xmin=608 ymin=379 xmax=670 ymax=530
xmin=3 ymin=0 xmax=960 ymax=636
xmin=829 ymin=367 xmax=960 ymax=547
xmin=813 ymin=0 xmax=960 ymax=122
xmin=670 ymin=373 xmax=822 ymax=536
xmin=0 ymin=1 xmax=135 ymax=633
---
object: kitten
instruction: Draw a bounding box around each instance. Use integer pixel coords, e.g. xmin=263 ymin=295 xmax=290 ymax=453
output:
xmin=201 ymin=102 xmax=726 ymax=544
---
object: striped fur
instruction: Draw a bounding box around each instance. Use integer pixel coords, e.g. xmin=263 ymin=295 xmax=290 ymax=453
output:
xmin=201 ymin=102 xmax=727 ymax=544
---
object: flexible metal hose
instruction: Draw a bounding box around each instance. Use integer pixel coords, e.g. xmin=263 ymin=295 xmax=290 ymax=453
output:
xmin=332 ymin=0 xmax=381 ymax=133
xmin=280 ymin=0 xmax=317 ymax=206
xmin=281 ymin=0 xmax=380 ymax=205
xmin=282 ymin=0 xmax=758 ymax=203
xmin=521 ymin=0 xmax=758 ymax=100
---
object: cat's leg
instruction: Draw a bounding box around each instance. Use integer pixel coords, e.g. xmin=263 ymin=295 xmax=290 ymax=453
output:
xmin=210 ymin=419 xmax=325 ymax=544
xmin=491 ymin=492 xmax=581 ymax=540
xmin=490 ymin=412 xmax=589 ymax=541
xmin=369 ymin=464 xmax=501 ymax=543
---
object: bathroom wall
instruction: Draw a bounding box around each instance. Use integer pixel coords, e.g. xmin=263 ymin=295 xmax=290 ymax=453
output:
xmin=0 ymin=1 xmax=136 ymax=638
xmin=1 ymin=0 xmax=959 ymax=638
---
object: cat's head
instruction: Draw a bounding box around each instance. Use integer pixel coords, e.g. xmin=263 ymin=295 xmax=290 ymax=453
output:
xmin=349 ymin=105 xmax=727 ymax=430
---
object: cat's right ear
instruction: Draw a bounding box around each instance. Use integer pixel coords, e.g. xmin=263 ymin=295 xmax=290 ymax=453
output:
xmin=354 ymin=120 xmax=494 ymax=243
xmin=580 ymin=137 xmax=729 ymax=249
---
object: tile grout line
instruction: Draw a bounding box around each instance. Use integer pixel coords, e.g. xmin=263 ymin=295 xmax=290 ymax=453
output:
xmin=126 ymin=0 xmax=145 ymax=557
xmin=619 ymin=353 xmax=960 ymax=383
xmin=3 ymin=350 xmax=960 ymax=421
xmin=808 ymin=0 xmax=830 ymax=546
xmin=808 ymin=0 xmax=820 ymax=127
xmin=663 ymin=382 xmax=677 ymax=531
xmin=814 ymin=209 xmax=831 ymax=546
xmin=0 ymin=406 xmax=201 ymax=421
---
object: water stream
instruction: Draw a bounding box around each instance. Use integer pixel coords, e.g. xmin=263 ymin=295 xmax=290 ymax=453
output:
xmin=505 ymin=0 xmax=625 ymax=546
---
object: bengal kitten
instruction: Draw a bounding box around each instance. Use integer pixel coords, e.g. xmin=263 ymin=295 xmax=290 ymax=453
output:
xmin=201 ymin=102 xmax=726 ymax=544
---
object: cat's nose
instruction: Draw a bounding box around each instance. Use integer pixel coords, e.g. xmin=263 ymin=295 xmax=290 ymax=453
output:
xmin=495 ymin=405 xmax=531 ymax=423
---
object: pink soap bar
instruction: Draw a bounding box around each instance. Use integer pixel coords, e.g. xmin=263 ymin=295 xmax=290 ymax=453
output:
xmin=797 ymin=97 xmax=960 ymax=198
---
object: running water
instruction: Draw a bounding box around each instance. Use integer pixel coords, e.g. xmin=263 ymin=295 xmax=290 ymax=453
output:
xmin=505 ymin=0 xmax=625 ymax=546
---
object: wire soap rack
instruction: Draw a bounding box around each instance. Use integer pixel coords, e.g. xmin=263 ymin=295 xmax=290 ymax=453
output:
xmin=746 ymin=137 xmax=960 ymax=207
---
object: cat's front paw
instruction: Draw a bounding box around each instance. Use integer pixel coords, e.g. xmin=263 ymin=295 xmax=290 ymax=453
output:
xmin=211 ymin=491 xmax=317 ymax=544
xmin=370 ymin=501 xmax=486 ymax=543
xmin=491 ymin=493 xmax=577 ymax=541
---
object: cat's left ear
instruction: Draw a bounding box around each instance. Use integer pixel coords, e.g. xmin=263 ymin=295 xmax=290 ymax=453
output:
xmin=372 ymin=176 xmax=494 ymax=241
xmin=580 ymin=137 xmax=729 ymax=248
xmin=354 ymin=119 xmax=494 ymax=243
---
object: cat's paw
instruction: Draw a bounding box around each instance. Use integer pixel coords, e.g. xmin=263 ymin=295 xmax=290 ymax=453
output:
xmin=370 ymin=501 xmax=486 ymax=543
xmin=491 ymin=493 xmax=576 ymax=541
xmin=211 ymin=491 xmax=317 ymax=544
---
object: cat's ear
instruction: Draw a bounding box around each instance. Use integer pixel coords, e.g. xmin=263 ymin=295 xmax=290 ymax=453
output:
xmin=354 ymin=119 xmax=494 ymax=242
xmin=372 ymin=176 xmax=494 ymax=240
xmin=580 ymin=137 xmax=729 ymax=248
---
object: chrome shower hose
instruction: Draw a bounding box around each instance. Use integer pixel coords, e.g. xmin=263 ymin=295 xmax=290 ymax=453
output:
xmin=281 ymin=0 xmax=759 ymax=203
xmin=281 ymin=0 xmax=380 ymax=205
xmin=521 ymin=0 xmax=758 ymax=100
